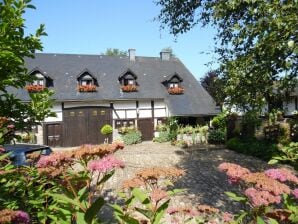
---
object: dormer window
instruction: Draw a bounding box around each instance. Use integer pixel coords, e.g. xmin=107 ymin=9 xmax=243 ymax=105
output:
xmin=25 ymin=69 xmax=52 ymax=93
xmin=77 ymin=69 xmax=98 ymax=92
xmin=119 ymin=69 xmax=138 ymax=92
xmin=162 ymin=73 xmax=184 ymax=95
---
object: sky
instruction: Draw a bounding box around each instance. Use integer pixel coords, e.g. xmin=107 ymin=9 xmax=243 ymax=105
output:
xmin=24 ymin=0 xmax=218 ymax=80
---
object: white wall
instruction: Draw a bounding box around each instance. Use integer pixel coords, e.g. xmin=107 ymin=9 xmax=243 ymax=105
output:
xmin=44 ymin=103 xmax=63 ymax=122
xmin=283 ymin=97 xmax=297 ymax=116
xmin=64 ymin=101 xmax=110 ymax=108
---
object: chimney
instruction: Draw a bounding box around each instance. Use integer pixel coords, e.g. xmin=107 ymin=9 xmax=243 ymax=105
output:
xmin=160 ymin=50 xmax=171 ymax=61
xmin=128 ymin=49 xmax=135 ymax=61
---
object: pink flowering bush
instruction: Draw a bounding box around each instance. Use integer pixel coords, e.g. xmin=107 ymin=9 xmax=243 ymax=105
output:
xmin=39 ymin=141 xmax=125 ymax=223
xmin=219 ymin=162 xmax=298 ymax=223
xmin=88 ymin=155 xmax=124 ymax=173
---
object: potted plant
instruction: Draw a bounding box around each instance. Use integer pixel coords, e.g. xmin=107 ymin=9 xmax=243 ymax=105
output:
xmin=121 ymin=84 xmax=138 ymax=92
xmin=25 ymin=84 xmax=45 ymax=93
xmin=167 ymin=86 xmax=184 ymax=95
xmin=77 ymin=85 xmax=97 ymax=92
xmin=100 ymin=124 xmax=113 ymax=144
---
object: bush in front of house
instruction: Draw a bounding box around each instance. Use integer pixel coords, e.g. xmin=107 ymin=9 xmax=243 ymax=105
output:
xmin=153 ymin=131 xmax=171 ymax=143
xmin=100 ymin=124 xmax=113 ymax=143
xmin=226 ymin=137 xmax=279 ymax=161
xmin=100 ymin=124 xmax=113 ymax=135
xmin=122 ymin=130 xmax=142 ymax=145
xmin=208 ymin=129 xmax=226 ymax=144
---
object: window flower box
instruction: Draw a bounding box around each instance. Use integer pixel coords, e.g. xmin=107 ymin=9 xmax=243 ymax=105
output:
xmin=77 ymin=85 xmax=97 ymax=92
xmin=25 ymin=85 xmax=45 ymax=93
xmin=121 ymin=84 xmax=138 ymax=92
xmin=168 ymin=86 xmax=184 ymax=95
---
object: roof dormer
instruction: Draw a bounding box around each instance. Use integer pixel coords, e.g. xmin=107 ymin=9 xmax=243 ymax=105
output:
xmin=25 ymin=68 xmax=53 ymax=93
xmin=77 ymin=69 xmax=98 ymax=92
xmin=162 ymin=73 xmax=184 ymax=95
xmin=119 ymin=69 xmax=138 ymax=92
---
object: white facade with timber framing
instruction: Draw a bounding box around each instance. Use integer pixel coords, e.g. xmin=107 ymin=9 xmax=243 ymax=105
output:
xmin=15 ymin=49 xmax=219 ymax=147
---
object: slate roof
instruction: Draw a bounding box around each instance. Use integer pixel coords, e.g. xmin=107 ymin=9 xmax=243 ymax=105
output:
xmin=13 ymin=53 xmax=218 ymax=116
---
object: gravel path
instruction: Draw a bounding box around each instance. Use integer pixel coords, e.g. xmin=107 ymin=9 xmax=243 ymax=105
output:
xmin=54 ymin=142 xmax=274 ymax=222
xmin=102 ymin=142 xmax=272 ymax=213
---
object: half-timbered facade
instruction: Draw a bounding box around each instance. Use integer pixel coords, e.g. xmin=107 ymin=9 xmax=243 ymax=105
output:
xmin=15 ymin=49 xmax=219 ymax=147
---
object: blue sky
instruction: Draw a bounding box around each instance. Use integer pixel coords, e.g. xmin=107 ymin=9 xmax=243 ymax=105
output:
xmin=24 ymin=0 xmax=217 ymax=80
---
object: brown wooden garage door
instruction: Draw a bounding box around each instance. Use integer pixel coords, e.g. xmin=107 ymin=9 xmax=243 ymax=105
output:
xmin=63 ymin=107 xmax=112 ymax=147
xmin=138 ymin=118 xmax=154 ymax=141
xmin=45 ymin=123 xmax=63 ymax=147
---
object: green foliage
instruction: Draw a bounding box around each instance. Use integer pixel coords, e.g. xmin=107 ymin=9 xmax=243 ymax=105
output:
xmin=226 ymin=137 xmax=279 ymax=161
xmin=211 ymin=112 xmax=227 ymax=130
xmin=118 ymin=125 xmax=137 ymax=135
xmin=269 ymin=142 xmax=298 ymax=170
xmin=166 ymin=117 xmax=179 ymax=141
xmin=0 ymin=0 xmax=54 ymax=133
xmin=208 ymin=129 xmax=226 ymax=144
xmin=0 ymin=156 xmax=59 ymax=223
xmin=100 ymin=124 xmax=113 ymax=135
xmin=172 ymin=139 xmax=188 ymax=148
xmin=122 ymin=130 xmax=142 ymax=145
xmin=241 ymin=111 xmax=261 ymax=138
xmin=200 ymin=70 xmax=226 ymax=108
xmin=102 ymin=48 xmax=127 ymax=56
xmin=153 ymin=131 xmax=170 ymax=143
xmin=157 ymin=0 xmax=298 ymax=114
xmin=178 ymin=125 xmax=193 ymax=135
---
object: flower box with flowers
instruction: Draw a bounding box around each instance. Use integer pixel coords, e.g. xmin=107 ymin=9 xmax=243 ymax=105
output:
xmin=77 ymin=85 xmax=97 ymax=92
xmin=168 ymin=86 xmax=184 ymax=95
xmin=25 ymin=85 xmax=45 ymax=93
xmin=121 ymin=84 xmax=138 ymax=92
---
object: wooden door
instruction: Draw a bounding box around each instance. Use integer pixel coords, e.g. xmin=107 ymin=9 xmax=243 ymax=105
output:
xmin=63 ymin=107 xmax=112 ymax=147
xmin=46 ymin=123 xmax=62 ymax=147
xmin=138 ymin=118 xmax=154 ymax=141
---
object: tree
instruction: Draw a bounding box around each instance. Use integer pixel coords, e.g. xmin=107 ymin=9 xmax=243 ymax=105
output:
xmin=200 ymin=70 xmax=226 ymax=109
xmin=102 ymin=48 xmax=127 ymax=56
xmin=0 ymin=0 xmax=55 ymax=140
xmin=156 ymin=0 xmax=298 ymax=114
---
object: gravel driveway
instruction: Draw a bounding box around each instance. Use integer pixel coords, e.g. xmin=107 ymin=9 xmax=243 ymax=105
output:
xmin=101 ymin=141 xmax=272 ymax=213
xmin=54 ymin=141 xmax=274 ymax=221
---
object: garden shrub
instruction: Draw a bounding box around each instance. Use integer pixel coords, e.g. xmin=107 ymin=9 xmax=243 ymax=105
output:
xmin=100 ymin=124 xmax=113 ymax=135
xmin=219 ymin=163 xmax=298 ymax=223
xmin=166 ymin=117 xmax=178 ymax=141
xmin=226 ymin=137 xmax=279 ymax=161
xmin=269 ymin=142 xmax=298 ymax=170
xmin=208 ymin=129 xmax=226 ymax=144
xmin=122 ymin=130 xmax=142 ymax=145
xmin=211 ymin=112 xmax=227 ymax=130
xmin=153 ymin=131 xmax=170 ymax=143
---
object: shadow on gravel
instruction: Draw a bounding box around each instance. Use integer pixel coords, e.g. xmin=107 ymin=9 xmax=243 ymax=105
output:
xmin=172 ymin=145 xmax=271 ymax=213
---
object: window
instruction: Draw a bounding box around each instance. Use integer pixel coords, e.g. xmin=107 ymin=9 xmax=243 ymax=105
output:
xmin=169 ymin=83 xmax=178 ymax=88
xmin=127 ymin=79 xmax=135 ymax=85
xmin=33 ymin=79 xmax=44 ymax=86
xmin=80 ymin=75 xmax=94 ymax=86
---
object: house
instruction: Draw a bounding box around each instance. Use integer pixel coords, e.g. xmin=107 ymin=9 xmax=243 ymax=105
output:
xmin=283 ymin=85 xmax=298 ymax=116
xmin=15 ymin=49 xmax=219 ymax=147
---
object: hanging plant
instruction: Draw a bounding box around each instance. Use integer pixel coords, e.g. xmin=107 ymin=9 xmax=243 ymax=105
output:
xmin=121 ymin=84 xmax=138 ymax=92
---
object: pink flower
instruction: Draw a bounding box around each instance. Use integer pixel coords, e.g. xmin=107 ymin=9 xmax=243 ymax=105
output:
xmin=88 ymin=155 xmax=124 ymax=173
xmin=244 ymin=187 xmax=281 ymax=207
xmin=7 ymin=124 xmax=15 ymax=129
xmin=265 ymin=168 xmax=298 ymax=184
xmin=293 ymin=189 xmax=298 ymax=199
xmin=150 ymin=188 xmax=168 ymax=202
xmin=218 ymin=163 xmax=250 ymax=185
xmin=14 ymin=211 xmax=30 ymax=224
xmin=222 ymin=212 xmax=233 ymax=222
xmin=37 ymin=152 xmax=72 ymax=168
xmin=167 ymin=207 xmax=179 ymax=215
